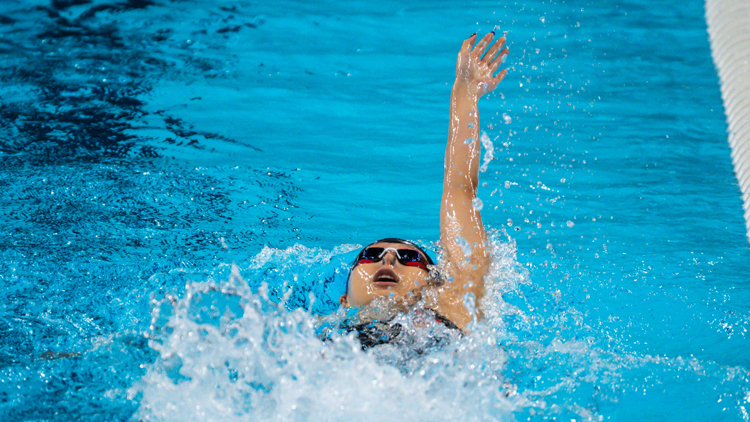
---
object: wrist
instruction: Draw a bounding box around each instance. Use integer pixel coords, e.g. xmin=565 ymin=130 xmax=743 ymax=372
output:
xmin=452 ymin=79 xmax=479 ymax=100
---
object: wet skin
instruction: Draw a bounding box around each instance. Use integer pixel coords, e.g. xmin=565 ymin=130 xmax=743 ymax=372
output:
xmin=340 ymin=242 xmax=432 ymax=310
xmin=340 ymin=32 xmax=509 ymax=330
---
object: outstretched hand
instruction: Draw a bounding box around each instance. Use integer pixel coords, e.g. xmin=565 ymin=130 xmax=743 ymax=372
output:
xmin=455 ymin=32 xmax=508 ymax=97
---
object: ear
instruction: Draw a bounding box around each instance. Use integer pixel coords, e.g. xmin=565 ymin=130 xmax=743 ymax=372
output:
xmin=339 ymin=294 xmax=349 ymax=307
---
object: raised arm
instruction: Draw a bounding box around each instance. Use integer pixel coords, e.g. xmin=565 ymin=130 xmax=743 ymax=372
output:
xmin=434 ymin=32 xmax=508 ymax=329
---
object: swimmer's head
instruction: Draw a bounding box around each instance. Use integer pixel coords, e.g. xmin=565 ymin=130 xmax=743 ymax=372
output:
xmin=340 ymin=238 xmax=435 ymax=309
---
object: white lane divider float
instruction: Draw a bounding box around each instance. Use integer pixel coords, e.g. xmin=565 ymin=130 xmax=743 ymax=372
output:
xmin=705 ymin=0 xmax=750 ymax=242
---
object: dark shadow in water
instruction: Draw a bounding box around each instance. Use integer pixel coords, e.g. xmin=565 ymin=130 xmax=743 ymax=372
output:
xmin=0 ymin=3 xmax=306 ymax=420
xmin=0 ymin=0 xmax=262 ymax=166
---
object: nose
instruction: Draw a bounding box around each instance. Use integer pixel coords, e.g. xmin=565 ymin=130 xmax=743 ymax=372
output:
xmin=381 ymin=249 xmax=398 ymax=266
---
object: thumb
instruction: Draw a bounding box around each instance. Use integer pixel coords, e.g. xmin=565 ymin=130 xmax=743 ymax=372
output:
xmin=462 ymin=33 xmax=477 ymax=53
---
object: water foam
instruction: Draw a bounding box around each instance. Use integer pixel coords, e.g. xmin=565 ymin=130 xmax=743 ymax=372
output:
xmin=130 ymin=235 xmax=750 ymax=421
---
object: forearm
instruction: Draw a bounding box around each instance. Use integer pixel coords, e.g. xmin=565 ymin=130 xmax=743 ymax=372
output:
xmin=440 ymin=80 xmax=489 ymax=267
xmin=444 ymin=81 xmax=481 ymax=194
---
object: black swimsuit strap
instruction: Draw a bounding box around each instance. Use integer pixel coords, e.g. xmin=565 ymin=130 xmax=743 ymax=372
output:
xmin=346 ymin=321 xmax=404 ymax=349
xmin=432 ymin=311 xmax=460 ymax=331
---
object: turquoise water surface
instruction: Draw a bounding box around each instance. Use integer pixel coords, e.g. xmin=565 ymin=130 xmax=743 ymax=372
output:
xmin=1 ymin=0 xmax=749 ymax=421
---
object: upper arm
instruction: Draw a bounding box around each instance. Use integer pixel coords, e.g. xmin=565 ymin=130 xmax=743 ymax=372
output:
xmin=434 ymin=181 xmax=491 ymax=328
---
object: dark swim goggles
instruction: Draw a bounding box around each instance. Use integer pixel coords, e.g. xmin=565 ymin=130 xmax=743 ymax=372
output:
xmin=354 ymin=247 xmax=430 ymax=270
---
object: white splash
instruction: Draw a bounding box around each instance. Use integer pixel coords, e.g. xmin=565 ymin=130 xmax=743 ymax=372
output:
xmin=129 ymin=236 xmax=741 ymax=421
xmin=479 ymin=131 xmax=495 ymax=173
xmin=130 ymin=240 xmax=532 ymax=421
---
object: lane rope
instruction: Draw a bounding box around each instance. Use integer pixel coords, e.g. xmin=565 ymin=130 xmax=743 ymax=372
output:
xmin=705 ymin=0 xmax=750 ymax=242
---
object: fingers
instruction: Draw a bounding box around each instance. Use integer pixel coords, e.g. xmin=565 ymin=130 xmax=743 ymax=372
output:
xmin=493 ymin=69 xmax=508 ymax=84
xmin=472 ymin=32 xmax=494 ymax=59
xmin=489 ymin=47 xmax=509 ymax=73
xmin=458 ymin=30 xmax=509 ymax=90
xmin=483 ymin=37 xmax=506 ymax=63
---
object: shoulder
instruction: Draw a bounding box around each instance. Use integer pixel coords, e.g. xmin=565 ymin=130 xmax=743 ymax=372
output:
xmin=424 ymin=263 xmax=488 ymax=331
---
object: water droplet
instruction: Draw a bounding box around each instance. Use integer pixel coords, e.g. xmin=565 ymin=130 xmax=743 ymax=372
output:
xmin=479 ymin=131 xmax=494 ymax=172
xmin=455 ymin=236 xmax=472 ymax=258
xmin=502 ymin=113 xmax=512 ymax=124
xmin=566 ymin=221 xmax=574 ymax=228
xmin=463 ymin=292 xmax=477 ymax=320
xmin=472 ymin=197 xmax=483 ymax=211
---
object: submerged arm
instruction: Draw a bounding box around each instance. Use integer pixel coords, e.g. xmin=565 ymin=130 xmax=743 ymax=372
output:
xmin=435 ymin=32 xmax=508 ymax=329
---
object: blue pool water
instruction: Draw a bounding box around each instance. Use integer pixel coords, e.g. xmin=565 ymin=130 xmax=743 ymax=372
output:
xmin=1 ymin=0 xmax=749 ymax=420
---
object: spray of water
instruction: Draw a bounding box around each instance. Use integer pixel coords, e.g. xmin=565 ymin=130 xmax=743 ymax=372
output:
xmin=479 ymin=131 xmax=495 ymax=173
xmin=130 ymin=233 xmax=750 ymax=421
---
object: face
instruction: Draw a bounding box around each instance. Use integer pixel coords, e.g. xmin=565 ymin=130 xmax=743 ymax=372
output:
xmin=340 ymin=242 xmax=432 ymax=310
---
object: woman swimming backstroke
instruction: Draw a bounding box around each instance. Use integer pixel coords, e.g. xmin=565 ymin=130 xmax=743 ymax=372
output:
xmin=339 ymin=32 xmax=509 ymax=331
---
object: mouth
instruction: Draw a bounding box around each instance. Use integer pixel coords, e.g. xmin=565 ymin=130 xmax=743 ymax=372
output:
xmin=373 ymin=268 xmax=400 ymax=287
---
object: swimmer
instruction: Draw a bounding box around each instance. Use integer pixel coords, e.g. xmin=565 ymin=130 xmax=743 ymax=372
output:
xmin=339 ymin=32 xmax=509 ymax=332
